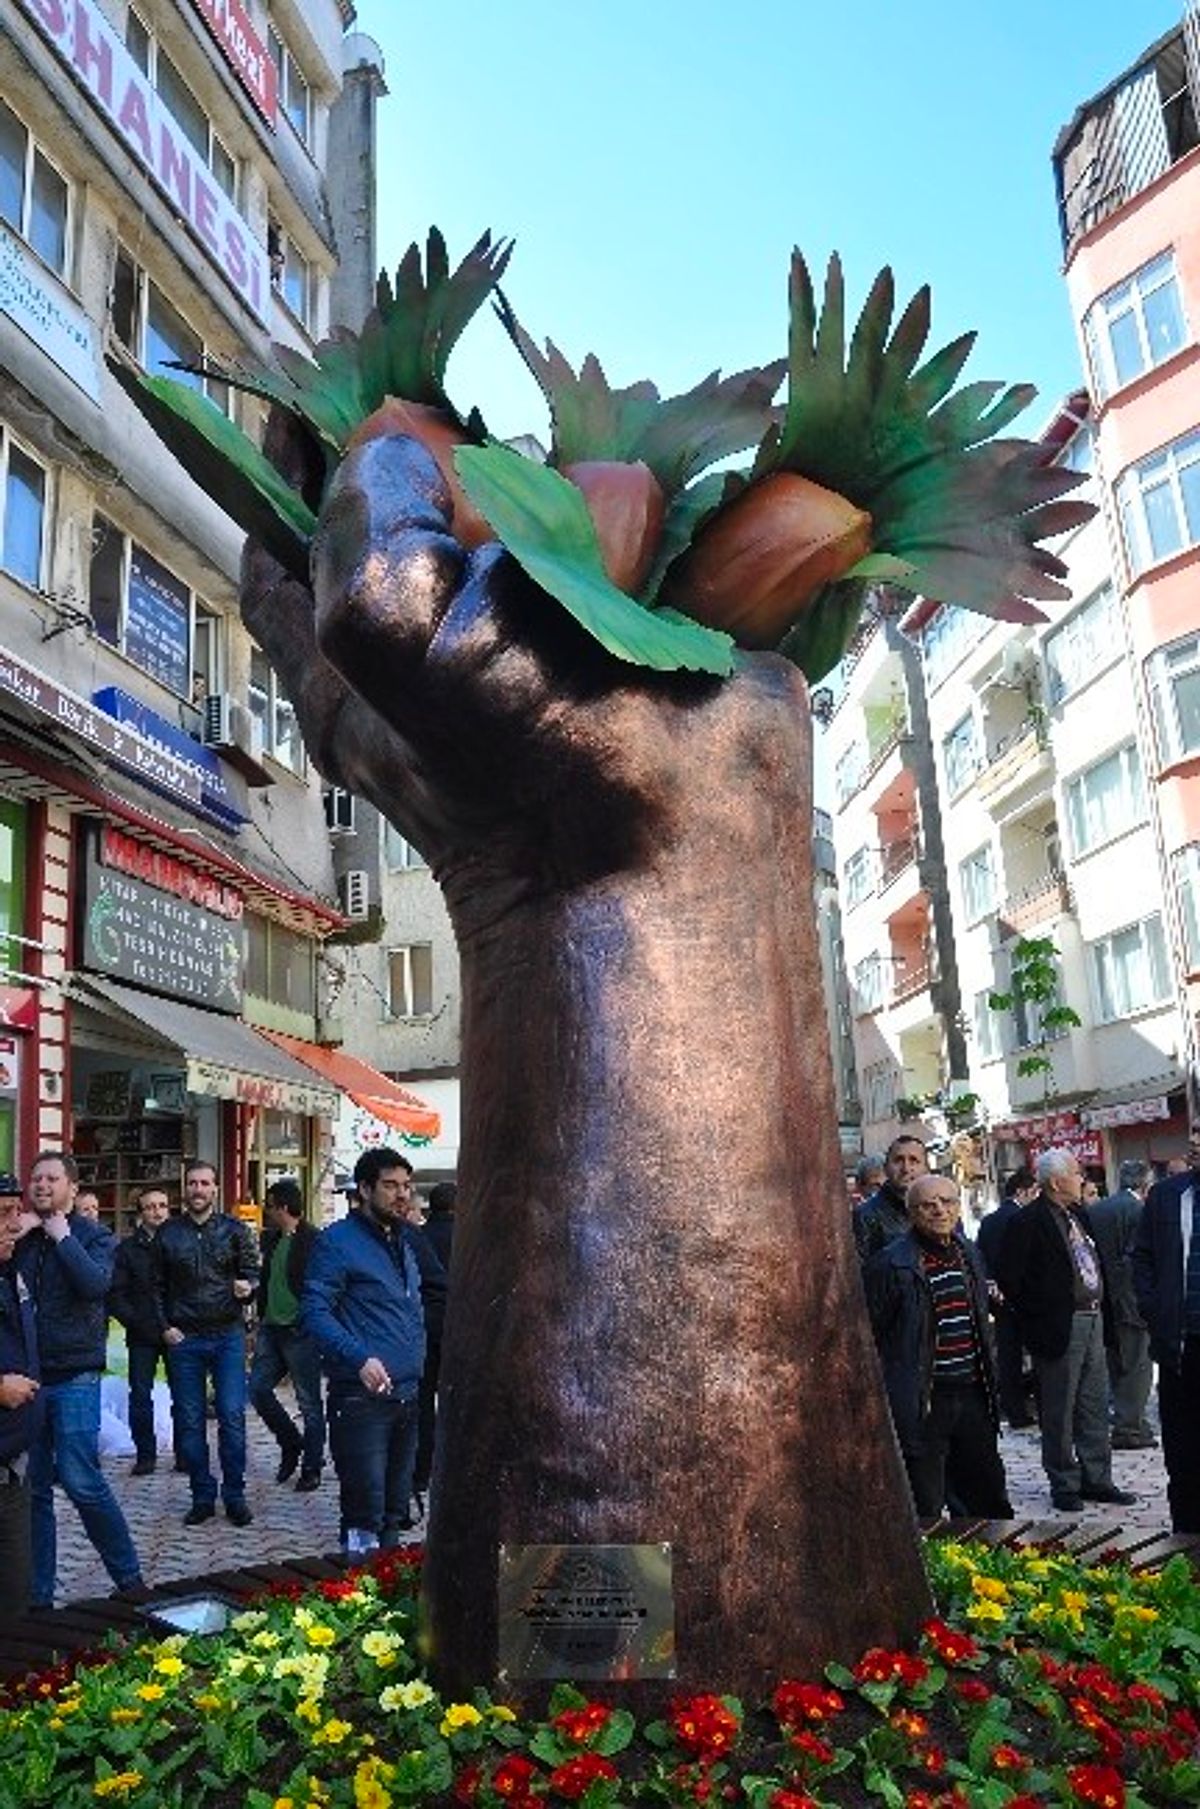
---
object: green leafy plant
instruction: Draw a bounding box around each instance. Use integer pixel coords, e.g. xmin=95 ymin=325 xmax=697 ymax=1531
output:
xmin=988 ymin=935 xmax=1081 ymax=1117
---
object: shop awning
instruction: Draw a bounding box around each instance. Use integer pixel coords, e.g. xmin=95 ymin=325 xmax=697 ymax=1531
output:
xmin=257 ymin=1029 xmax=441 ymax=1142
xmin=68 ymin=975 xmax=340 ymax=1117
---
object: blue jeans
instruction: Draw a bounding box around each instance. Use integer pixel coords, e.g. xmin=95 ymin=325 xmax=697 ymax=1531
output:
xmin=167 ymin=1328 xmax=248 ymax=1507
xmin=29 ymin=1372 xmax=143 ymax=1606
xmin=249 ymin=1322 xmax=325 ymax=1474
xmin=127 ymin=1340 xmax=180 ymax=1466
xmin=327 ymin=1381 xmax=418 ymax=1544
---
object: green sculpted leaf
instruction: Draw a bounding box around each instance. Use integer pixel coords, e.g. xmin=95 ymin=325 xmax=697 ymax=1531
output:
xmin=774 ymin=580 xmax=867 ymax=685
xmin=110 ymin=363 xmax=315 ymax=580
xmin=455 ymin=446 xmax=734 ymax=675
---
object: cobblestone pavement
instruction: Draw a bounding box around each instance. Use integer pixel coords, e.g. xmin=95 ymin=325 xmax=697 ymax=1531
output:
xmin=45 ymin=1386 xmax=1172 ymax=1607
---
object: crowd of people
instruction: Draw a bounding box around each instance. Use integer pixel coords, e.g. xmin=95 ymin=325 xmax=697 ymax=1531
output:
xmin=0 ymin=1148 xmax=456 ymax=1620
xmin=854 ymin=1126 xmax=1200 ymax=1535
xmin=1 ymin=1122 xmax=1198 ymax=1624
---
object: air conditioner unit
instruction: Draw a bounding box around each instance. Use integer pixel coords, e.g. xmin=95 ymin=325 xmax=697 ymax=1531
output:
xmin=999 ymin=642 xmax=1033 ymax=685
xmin=202 ymin=692 xmax=234 ymax=746
xmin=340 ymin=869 xmax=370 ymax=921
xmin=323 ymin=787 xmax=356 ymax=834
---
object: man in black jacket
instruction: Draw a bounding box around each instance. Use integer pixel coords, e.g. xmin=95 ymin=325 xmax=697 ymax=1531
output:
xmin=996 ymin=1147 xmax=1136 ymax=1514
xmin=1090 ymin=1160 xmax=1155 ymax=1450
xmin=1132 ymin=1127 xmax=1200 ymax=1532
xmin=852 ymin=1135 xmax=929 ymax=1264
xmin=156 ymin=1159 xmax=259 ymax=1527
xmin=109 ymin=1187 xmax=179 ymax=1476
xmin=864 ymin=1174 xmax=1011 ymax=1519
xmin=250 ymin=1179 xmax=324 ymax=1491
xmin=0 ymin=1171 xmax=41 ymax=1619
xmin=16 ymin=1152 xmax=146 ymax=1608
xmin=976 ymin=1167 xmax=1038 ymax=1429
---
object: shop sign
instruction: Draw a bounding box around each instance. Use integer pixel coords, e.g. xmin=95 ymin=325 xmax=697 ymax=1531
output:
xmin=186 ymin=1056 xmax=336 ymax=1117
xmin=189 ymin=0 xmax=277 ymax=127
xmin=0 ymin=986 xmax=39 ymax=1032
xmin=0 ymin=1035 xmax=19 ymax=1094
xmin=82 ymin=828 xmax=245 ymax=1013
xmin=995 ymin=1110 xmax=1103 ymax=1167
xmin=100 ymin=825 xmax=242 ymax=920
xmin=0 ymin=217 xmax=101 ymax=401
xmin=15 ymin=0 xmax=270 ymax=326
xmin=1082 ymin=1096 xmax=1171 ymax=1130
xmin=92 ymin=689 xmax=247 ymax=830
xmin=0 ymin=648 xmax=207 ymax=809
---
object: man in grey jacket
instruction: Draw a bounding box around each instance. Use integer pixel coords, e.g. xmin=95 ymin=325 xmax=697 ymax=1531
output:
xmin=1089 ymin=1160 xmax=1156 ymax=1450
xmin=16 ymin=1152 xmax=147 ymax=1608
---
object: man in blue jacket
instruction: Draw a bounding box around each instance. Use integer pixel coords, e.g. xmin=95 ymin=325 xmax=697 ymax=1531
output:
xmin=0 ymin=1171 xmax=42 ymax=1619
xmin=1133 ymin=1126 xmax=1200 ymax=1533
xmin=302 ymin=1147 xmax=446 ymax=1553
xmin=16 ymin=1152 xmax=147 ymax=1608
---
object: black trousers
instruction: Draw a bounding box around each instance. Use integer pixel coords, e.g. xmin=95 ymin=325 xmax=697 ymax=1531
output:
xmin=992 ymin=1304 xmax=1036 ymax=1426
xmin=0 ymin=1468 xmax=30 ymax=1620
xmin=1159 ymin=1337 xmax=1200 ymax=1535
xmin=905 ymin=1380 xmax=1013 ymax=1519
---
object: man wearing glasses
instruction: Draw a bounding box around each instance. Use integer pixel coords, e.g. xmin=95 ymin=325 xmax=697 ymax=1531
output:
xmin=302 ymin=1148 xmax=445 ymax=1554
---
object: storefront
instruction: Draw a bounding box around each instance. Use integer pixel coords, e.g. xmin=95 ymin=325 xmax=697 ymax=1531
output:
xmin=0 ymin=795 xmax=38 ymax=1176
xmin=990 ymin=1109 xmax=1106 ymax=1189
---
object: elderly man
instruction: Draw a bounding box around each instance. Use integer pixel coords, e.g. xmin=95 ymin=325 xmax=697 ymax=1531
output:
xmin=852 ymin=1135 xmax=929 ymax=1264
xmin=1132 ymin=1123 xmax=1200 ymax=1533
xmin=864 ymin=1173 xmax=1011 ymax=1520
xmin=1090 ymin=1159 xmax=1156 ymax=1450
xmin=996 ymin=1147 xmax=1136 ymax=1513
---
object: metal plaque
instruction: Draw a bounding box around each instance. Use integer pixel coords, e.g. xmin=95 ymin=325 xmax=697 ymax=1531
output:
xmin=498 ymin=1543 xmax=675 ymax=1681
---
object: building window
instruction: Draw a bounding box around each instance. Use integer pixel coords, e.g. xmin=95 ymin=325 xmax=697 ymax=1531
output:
xmin=974 ymin=988 xmax=1003 ymax=1062
xmin=245 ymin=915 xmax=315 ymax=1016
xmin=268 ymin=221 xmax=319 ymax=331
xmin=862 ymin=1059 xmax=898 ymax=1122
xmin=834 ymin=744 xmax=866 ymax=807
xmin=1089 ymin=915 xmax=1171 ymax=1022
xmin=386 ymin=944 xmax=433 ymax=1019
xmin=943 ymin=713 xmax=982 ymax=797
xmin=1 ymin=430 xmax=47 ymax=588
xmin=88 ymin=517 xmax=205 ymax=697
xmin=249 ymin=648 xmax=302 ymax=772
xmin=1148 ymin=633 xmax=1200 ymax=765
xmin=921 ymin=604 xmax=977 ymax=690
xmin=1175 ymin=846 xmax=1200 ymax=973
xmin=1117 ymin=428 xmax=1200 ymax=575
xmin=125 ymin=11 xmax=237 ymax=198
xmin=1083 ymin=251 xmax=1187 ymax=402
xmin=852 ymin=954 xmax=884 ymax=1015
xmin=192 ymin=606 xmax=222 ymax=705
xmin=960 ymin=845 xmax=997 ymax=924
xmin=1064 ymin=743 xmax=1145 ymax=857
xmin=269 ymin=25 xmax=313 ymax=145
xmin=110 ymin=252 xmax=229 ymax=411
xmin=1044 ymin=584 xmax=1116 ymax=704
xmin=0 ymin=97 xmax=70 ymax=276
xmin=383 ymin=823 xmax=428 ymax=871
xmin=844 ymin=846 xmax=873 ymax=909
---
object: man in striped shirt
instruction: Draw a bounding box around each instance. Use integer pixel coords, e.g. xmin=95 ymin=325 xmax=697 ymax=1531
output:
xmin=864 ymin=1174 xmax=1011 ymax=1520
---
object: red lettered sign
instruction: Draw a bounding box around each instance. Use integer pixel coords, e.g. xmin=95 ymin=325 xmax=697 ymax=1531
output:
xmin=189 ymin=0 xmax=278 ymax=127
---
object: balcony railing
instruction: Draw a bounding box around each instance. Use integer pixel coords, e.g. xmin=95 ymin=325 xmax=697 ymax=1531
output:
xmin=879 ymin=831 xmax=919 ymax=889
xmin=891 ymin=958 xmax=932 ymax=1004
xmin=997 ymin=874 xmax=1075 ymax=943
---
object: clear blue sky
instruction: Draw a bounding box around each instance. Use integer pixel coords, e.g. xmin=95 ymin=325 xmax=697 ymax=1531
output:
xmin=351 ymin=1 xmax=1180 ymax=444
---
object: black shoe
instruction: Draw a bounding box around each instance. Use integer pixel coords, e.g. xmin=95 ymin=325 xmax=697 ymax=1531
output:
xmin=1007 ymin=1418 xmax=1037 ymax=1431
xmin=295 ymin=1471 xmax=321 ymax=1493
xmin=226 ymin=1500 xmax=253 ymax=1527
xmin=184 ymin=1502 xmax=216 ymax=1526
xmin=1081 ymin=1483 xmax=1138 ymax=1506
xmin=1051 ymin=1492 xmax=1084 ymax=1511
xmin=130 ymin=1458 xmax=157 ymax=1477
xmin=111 ymin=1579 xmax=154 ymax=1604
xmin=1111 ymin=1433 xmax=1158 ymax=1450
xmin=173 ymin=1458 xmax=189 ymax=1474
xmin=276 ymin=1444 xmax=303 ymax=1484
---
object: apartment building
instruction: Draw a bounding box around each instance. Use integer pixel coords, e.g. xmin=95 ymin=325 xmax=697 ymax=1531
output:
xmin=0 ymin=1 xmax=432 ymax=1215
xmin=1053 ymin=11 xmax=1200 ymax=1127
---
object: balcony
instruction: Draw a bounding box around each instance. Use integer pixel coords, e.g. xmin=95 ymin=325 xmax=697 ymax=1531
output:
xmin=974 ymin=720 xmax=1053 ymax=818
xmin=891 ymin=958 xmax=932 ymax=1004
xmin=879 ymin=831 xmax=919 ymax=891
xmin=996 ymin=874 xmax=1075 ymax=944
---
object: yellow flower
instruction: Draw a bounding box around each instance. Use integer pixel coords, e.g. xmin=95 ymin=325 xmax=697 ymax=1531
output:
xmin=153 ymin=1655 xmax=184 ymax=1678
xmin=296 ymin=1697 xmax=323 ymax=1725
xmin=1028 ymin=1602 xmax=1054 ymax=1623
xmin=274 ymin=1799 xmax=295 ymax=1809
xmin=55 ymin=1696 xmax=82 ymax=1713
xmin=110 ymin=1708 xmax=142 ymax=1725
xmin=93 ymin=1776 xmax=145 ymax=1800
xmin=232 ymin=1610 xmax=267 ymax=1632
xmin=440 ymin=1702 xmax=484 ymax=1735
xmin=361 ymin=1630 xmax=403 ymax=1660
xmin=136 ymin=1684 xmax=166 ymax=1703
xmin=971 ymin=1575 xmax=1010 ymax=1602
xmin=1117 ymin=1603 xmax=1159 ymax=1623
xmin=354 ymin=1776 xmax=392 ymax=1809
xmin=965 ymin=1598 xmax=1006 ymax=1622
xmin=313 ymin=1718 xmax=354 ymax=1746
xmin=305 ymin=1624 xmax=337 ymax=1648
xmin=195 ymin=1694 xmax=223 ymax=1712
xmin=252 ymin=1630 xmax=282 ymax=1649
xmin=1059 ymin=1590 xmax=1088 ymax=1615
xmin=1023 ymin=1558 xmax=1052 ymax=1579
xmin=488 ymin=1704 xmax=517 ymax=1723
xmin=48 ymin=1716 xmax=64 ymax=1731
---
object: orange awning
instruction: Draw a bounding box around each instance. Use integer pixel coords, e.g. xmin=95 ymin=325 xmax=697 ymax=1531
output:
xmin=257 ymin=1029 xmax=441 ymax=1142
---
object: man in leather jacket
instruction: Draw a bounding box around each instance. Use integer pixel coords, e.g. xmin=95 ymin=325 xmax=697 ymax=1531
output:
xmin=109 ymin=1187 xmax=180 ymax=1476
xmin=0 ymin=1171 xmax=42 ymax=1618
xmin=154 ymin=1160 xmax=259 ymax=1527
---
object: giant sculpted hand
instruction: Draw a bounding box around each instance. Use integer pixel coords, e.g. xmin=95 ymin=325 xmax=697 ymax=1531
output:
xmin=243 ymin=419 xmax=930 ymax=1705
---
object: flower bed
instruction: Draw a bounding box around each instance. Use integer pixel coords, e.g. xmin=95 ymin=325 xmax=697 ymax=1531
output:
xmin=0 ymin=1541 xmax=1197 ymax=1808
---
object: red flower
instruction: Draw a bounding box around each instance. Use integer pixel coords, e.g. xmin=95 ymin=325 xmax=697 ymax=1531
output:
xmin=551 ymin=1702 xmax=612 ymax=1746
xmin=1074 ymin=1665 xmax=1124 ymax=1711
xmin=318 ymin=1578 xmax=359 ymax=1600
xmin=772 ymin=1680 xmax=845 ymax=1725
xmin=769 ymin=1794 xmax=819 ymax=1809
xmin=454 ymin=1762 xmax=484 ymax=1804
xmin=1171 ymin=1707 xmax=1199 ymax=1738
xmin=1125 ymin=1682 xmax=1165 ymax=1716
xmin=670 ymin=1694 xmax=740 ymax=1758
xmin=493 ymin=1755 xmax=541 ymax=1801
xmin=891 ymin=1709 xmax=930 ymax=1739
xmin=921 ymin=1620 xmax=980 ymax=1666
xmin=904 ymin=1793 xmax=936 ymax=1809
xmin=853 ymin=1647 xmax=929 ymax=1688
xmin=953 ymin=1678 xmax=992 ymax=1704
xmin=990 ymin=1745 xmax=1030 ymax=1773
xmin=789 ymin=1730 xmax=835 ymax=1768
xmin=1067 ymin=1764 xmax=1125 ymax=1809
xmin=1071 ymin=1698 xmax=1108 ymax=1733
xmin=548 ymin=1754 xmax=618 ymax=1800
